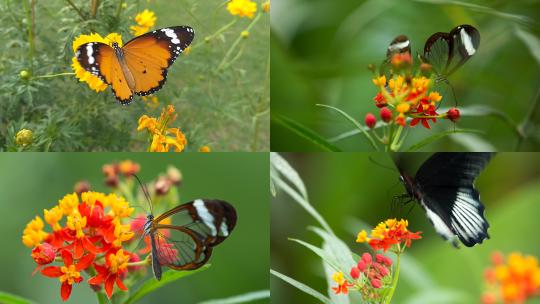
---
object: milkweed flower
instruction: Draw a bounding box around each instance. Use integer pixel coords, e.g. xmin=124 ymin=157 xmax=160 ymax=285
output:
xmin=357 ymin=218 xmax=422 ymax=252
xmin=23 ymin=191 xmax=136 ymax=300
xmin=137 ymin=105 xmax=188 ymax=152
xmin=130 ymin=9 xmax=157 ymax=36
xmin=227 ymin=0 xmax=257 ymax=19
xmin=71 ymin=33 xmax=123 ymax=92
xmin=262 ymin=1 xmax=270 ymax=13
xmin=482 ymin=251 xmax=540 ymax=303
xmin=331 ymin=271 xmax=354 ymax=295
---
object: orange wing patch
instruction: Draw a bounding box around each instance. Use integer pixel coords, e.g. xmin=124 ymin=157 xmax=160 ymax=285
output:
xmin=98 ymin=51 xmax=133 ymax=104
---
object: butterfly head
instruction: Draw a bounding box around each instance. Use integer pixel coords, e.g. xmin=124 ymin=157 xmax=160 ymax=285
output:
xmin=112 ymin=42 xmax=120 ymax=49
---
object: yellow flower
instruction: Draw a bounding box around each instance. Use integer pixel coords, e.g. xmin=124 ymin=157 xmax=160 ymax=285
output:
xmin=396 ymin=102 xmax=410 ymax=113
xmin=428 ymin=91 xmax=442 ymax=102
xmin=107 ymin=193 xmax=134 ymax=219
xmin=199 ymin=146 xmax=211 ymax=152
xmin=130 ymin=25 xmax=149 ymax=37
xmin=241 ymin=30 xmax=250 ymax=38
xmin=71 ymin=33 xmax=123 ymax=92
xmin=81 ymin=191 xmax=107 ymax=207
xmin=138 ymin=105 xmax=188 ymax=152
xmin=58 ymin=193 xmax=79 ymax=215
xmin=262 ymin=1 xmax=270 ymax=13
xmin=15 ymin=129 xmax=33 ymax=147
xmin=332 ymin=271 xmax=346 ymax=284
xmin=184 ymin=46 xmax=192 ymax=55
xmin=227 ymin=0 xmax=257 ymax=19
xmin=108 ymin=249 xmax=130 ymax=274
xmin=372 ymin=75 xmax=386 ymax=87
xmin=22 ymin=216 xmax=48 ymax=248
xmin=113 ymin=223 xmax=134 ymax=247
xmin=356 ymin=230 xmax=369 ymax=243
xmin=66 ymin=211 xmax=87 ymax=239
xmin=142 ymin=95 xmax=159 ymax=109
xmin=134 ymin=9 xmax=156 ymax=27
xmin=44 ymin=206 xmax=63 ymax=231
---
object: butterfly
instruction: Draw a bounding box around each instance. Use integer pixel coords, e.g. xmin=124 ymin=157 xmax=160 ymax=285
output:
xmin=142 ymin=198 xmax=237 ymax=280
xmin=76 ymin=26 xmax=194 ymax=105
xmin=394 ymin=152 xmax=494 ymax=247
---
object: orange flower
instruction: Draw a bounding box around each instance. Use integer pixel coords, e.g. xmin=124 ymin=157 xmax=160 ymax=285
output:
xmin=331 ymin=271 xmax=354 ymax=294
xmin=357 ymin=218 xmax=422 ymax=252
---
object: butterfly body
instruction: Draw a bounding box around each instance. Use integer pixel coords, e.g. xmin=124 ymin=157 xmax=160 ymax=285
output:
xmin=395 ymin=152 xmax=494 ymax=247
xmin=143 ymin=199 xmax=237 ymax=281
xmin=76 ymin=26 xmax=194 ymax=104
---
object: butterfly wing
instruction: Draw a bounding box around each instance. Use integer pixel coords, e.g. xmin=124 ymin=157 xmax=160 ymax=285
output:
xmin=151 ymin=199 xmax=237 ymax=272
xmin=122 ymin=26 xmax=194 ymax=96
xmin=76 ymin=42 xmax=134 ymax=104
xmin=414 ymin=152 xmax=494 ymax=247
xmin=423 ymin=25 xmax=479 ymax=79
xmin=380 ymin=35 xmax=411 ymax=77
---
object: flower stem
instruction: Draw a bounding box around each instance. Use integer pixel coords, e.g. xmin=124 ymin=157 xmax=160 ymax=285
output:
xmin=91 ymin=0 xmax=99 ymax=19
xmin=192 ymin=19 xmax=238 ymax=50
xmin=127 ymin=258 xmax=151 ymax=267
xmin=23 ymin=0 xmax=35 ymax=73
xmin=65 ymin=0 xmax=86 ymax=21
xmin=217 ymin=13 xmax=262 ymax=71
xmin=390 ymin=125 xmax=403 ymax=151
xmin=516 ymin=85 xmax=540 ymax=150
xmin=33 ymin=72 xmax=75 ymax=79
xmin=384 ymin=251 xmax=402 ymax=304
xmin=116 ymin=0 xmax=124 ymax=19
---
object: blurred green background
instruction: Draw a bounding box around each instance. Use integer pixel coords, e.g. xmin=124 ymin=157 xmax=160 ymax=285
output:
xmin=271 ymin=153 xmax=540 ymax=303
xmin=0 ymin=153 xmax=269 ymax=304
xmin=271 ymin=0 xmax=540 ymax=151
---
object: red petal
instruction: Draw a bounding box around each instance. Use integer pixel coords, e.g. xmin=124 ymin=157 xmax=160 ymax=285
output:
xmin=60 ymin=282 xmax=72 ymax=301
xmin=422 ymin=119 xmax=431 ymax=129
xmin=116 ymin=277 xmax=128 ymax=291
xmin=82 ymin=237 xmax=101 ymax=254
xmin=41 ymin=266 xmax=62 ymax=277
xmin=61 ymin=250 xmax=73 ymax=266
xmin=410 ymin=118 xmax=419 ymax=126
xmin=105 ymin=275 xmax=115 ymax=298
xmin=88 ymin=273 xmax=105 ymax=285
xmin=74 ymin=240 xmax=84 ymax=259
xmin=103 ymin=224 xmax=116 ymax=243
xmin=76 ymin=253 xmax=96 ymax=271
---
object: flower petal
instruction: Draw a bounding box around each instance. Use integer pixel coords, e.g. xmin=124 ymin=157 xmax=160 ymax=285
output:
xmin=116 ymin=276 xmax=128 ymax=291
xmin=61 ymin=282 xmax=72 ymax=301
xmin=82 ymin=236 xmax=101 ymax=254
xmin=105 ymin=274 xmax=115 ymax=298
xmin=76 ymin=253 xmax=95 ymax=271
xmin=61 ymin=249 xmax=73 ymax=266
xmin=41 ymin=266 xmax=62 ymax=277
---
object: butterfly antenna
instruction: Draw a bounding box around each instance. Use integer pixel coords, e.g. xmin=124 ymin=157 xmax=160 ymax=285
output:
xmin=133 ymin=174 xmax=154 ymax=215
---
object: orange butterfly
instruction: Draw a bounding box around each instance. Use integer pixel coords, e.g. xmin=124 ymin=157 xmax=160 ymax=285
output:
xmin=76 ymin=26 xmax=194 ymax=104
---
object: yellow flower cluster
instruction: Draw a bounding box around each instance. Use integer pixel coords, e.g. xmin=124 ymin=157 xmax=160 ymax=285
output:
xmin=22 ymin=216 xmax=48 ymax=248
xmin=130 ymin=9 xmax=157 ymax=36
xmin=137 ymin=105 xmax=188 ymax=152
xmin=71 ymin=33 xmax=123 ymax=92
xmin=227 ymin=0 xmax=257 ymax=19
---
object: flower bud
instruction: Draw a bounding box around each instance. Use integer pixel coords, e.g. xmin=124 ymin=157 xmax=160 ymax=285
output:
xmin=371 ymin=278 xmax=382 ymax=289
xmin=380 ymin=107 xmax=392 ymax=123
xmin=155 ymin=175 xmax=172 ymax=196
xmin=167 ymin=166 xmax=183 ymax=185
xmin=74 ymin=180 xmax=91 ymax=195
xmin=20 ymin=70 xmax=30 ymax=80
xmin=357 ymin=260 xmax=367 ymax=272
xmin=241 ymin=30 xmax=249 ymax=38
xmin=15 ymin=129 xmax=33 ymax=147
xmin=365 ymin=113 xmax=376 ymax=129
xmin=362 ymin=252 xmax=372 ymax=265
xmin=31 ymin=243 xmax=56 ymax=265
xmin=350 ymin=266 xmax=360 ymax=279
xmin=446 ymin=107 xmax=460 ymax=122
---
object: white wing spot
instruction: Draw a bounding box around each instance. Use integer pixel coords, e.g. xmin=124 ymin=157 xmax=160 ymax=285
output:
xmin=460 ymin=28 xmax=476 ymax=56
xmin=193 ymin=199 xmax=217 ymax=236
xmin=86 ymin=44 xmax=95 ymax=64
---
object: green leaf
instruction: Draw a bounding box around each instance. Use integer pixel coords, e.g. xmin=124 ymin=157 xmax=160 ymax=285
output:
xmin=272 ymin=114 xmax=341 ymax=151
xmin=270 ymin=152 xmax=308 ymax=200
xmin=288 ymin=238 xmax=342 ymax=274
xmin=0 ymin=292 xmax=36 ymax=304
xmin=197 ymin=290 xmax=270 ymax=304
xmin=316 ymin=104 xmax=379 ymax=150
xmin=404 ymin=129 xmax=483 ymax=151
xmin=124 ymin=265 xmax=210 ymax=304
xmin=515 ymin=27 xmax=540 ymax=66
xmin=270 ymin=269 xmax=332 ymax=304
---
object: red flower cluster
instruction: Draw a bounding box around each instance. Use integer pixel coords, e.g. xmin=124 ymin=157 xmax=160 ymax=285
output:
xmin=350 ymin=253 xmax=393 ymax=289
xmin=357 ymin=219 xmax=422 ymax=252
xmin=22 ymin=191 xmax=136 ymax=301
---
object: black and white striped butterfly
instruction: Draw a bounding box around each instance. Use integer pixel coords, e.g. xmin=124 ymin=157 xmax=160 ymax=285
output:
xmin=395 ymin=152 xmax=494 ymax=247
xmin=385 ymin=24 xmax=480 ymax=83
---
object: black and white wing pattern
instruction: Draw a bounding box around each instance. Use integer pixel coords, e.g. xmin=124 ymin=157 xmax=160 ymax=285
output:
xmin=414 ymin=152 xmax=494 ymax=247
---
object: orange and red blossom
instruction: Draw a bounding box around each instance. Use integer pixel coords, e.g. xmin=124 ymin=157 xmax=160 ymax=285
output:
xmin=356 ymin=218 xmax=422 ymax=252
xmin=331 ymin=271 xmax=354 ymax=295
xmin=380 ymin=107 xmax=392 ymax=123
xmin=482 ymin=251 xmax=540 ymax=303
xmin=32 ymin=242 xmax=56 ymax=265
xmin=41 ymin=250 xmax=95 ymax=301
xmin=88 ymin=249 xmax=131 ymax=298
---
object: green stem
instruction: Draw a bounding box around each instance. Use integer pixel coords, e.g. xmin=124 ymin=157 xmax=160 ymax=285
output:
xmin=390 ymin=125 xmax=403 ymax=151
xmin=33 ymin=72 xmax=75 ymax=79
xmin=65 ymin=0 xmax=86 ymax=21
xmin=23 ymin=0 xmax=35 ymax=72
xmin=91 ymin=0 xmax=99 ymax=18
xmin=516 ymin=85 xmax=540 ymax=150
xmin=217 ymin=13 xmax=261 ymax=71
xmin=127 ymin=257 xmax=151 ymax=267
xmin=192 ymin=19 xmax=237 ymax=50
xmin=116 ymin=0 xmax=124 ymax=19
xmin=384 ymin=251 xmax=401 ymax=304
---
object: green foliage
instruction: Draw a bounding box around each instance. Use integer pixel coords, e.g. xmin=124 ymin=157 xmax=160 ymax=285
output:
xmin=0 ymin=0 xmax=269 ymax=151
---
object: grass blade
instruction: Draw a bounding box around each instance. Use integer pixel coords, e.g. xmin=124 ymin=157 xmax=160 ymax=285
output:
xmin=125 ymin=266 xmax=210 ymax=304
xmin=198 ymin=290 xmax=270 ymax=304
xmin=270 ymin=269 xmax=333 ymax=304
xmin=316 ymin=104 xmax=379 ymax=150
xmin=404 ymin=129 xmax=483 ymax=151
xmin=272 ymin=114 xmax=341 ymax=151
xmin=271 ymin=152 xmax=308 ymax=200
xmin=0 ymin=292 xmax=36 ymax=304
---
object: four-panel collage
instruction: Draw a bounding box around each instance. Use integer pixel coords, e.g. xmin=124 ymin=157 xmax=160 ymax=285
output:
xmin=1 ymin=0 xmax=540 ymax=304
